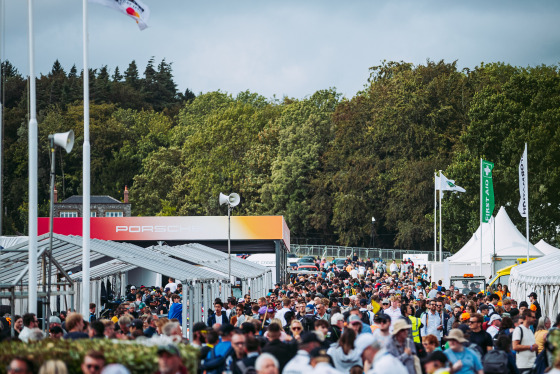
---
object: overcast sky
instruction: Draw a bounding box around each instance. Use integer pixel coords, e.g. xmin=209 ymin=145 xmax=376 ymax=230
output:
xmin=2 ymin=0 xmax=559 ymax=99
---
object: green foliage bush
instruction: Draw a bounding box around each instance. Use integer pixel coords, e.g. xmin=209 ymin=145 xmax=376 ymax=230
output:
xmin=0 ymin=339 xmax=198 ymax=374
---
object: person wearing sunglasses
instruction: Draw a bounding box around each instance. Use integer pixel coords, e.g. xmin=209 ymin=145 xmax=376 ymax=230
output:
xmin=6 ymin=358 xmax=33 ymax=374
xmin=80 ymin=351 xmax=105 ymax=374
xmin=372 ymin=314 xmax=392 ymax=347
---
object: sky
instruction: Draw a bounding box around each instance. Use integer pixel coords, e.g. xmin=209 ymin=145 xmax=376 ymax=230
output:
xmin=2 ymin=0 xmax=560 ymax=99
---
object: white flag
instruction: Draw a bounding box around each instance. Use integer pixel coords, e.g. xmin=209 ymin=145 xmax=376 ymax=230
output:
xmin=436 ymin=173 xmax=466 ymax=193
xmin=89 ymin=0 xmax=150 ymax=30
xmin=518 ymin=144 xmax=528 ymax=217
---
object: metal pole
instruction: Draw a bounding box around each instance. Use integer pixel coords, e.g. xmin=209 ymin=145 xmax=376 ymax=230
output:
xmin=525 ymin=143 xmax=530 ymax=262
xmin=228 ymin=205 xmax=232 ymax=296
xmin=27 ymin=0 xmax=38 ymax=314
xmin=0 ymin=0 xmax=4 ymax=236
xmin=82 ymin=0 xmax=91 ymax=318
xmin=46 ymin=137 xmax=55 ymax=332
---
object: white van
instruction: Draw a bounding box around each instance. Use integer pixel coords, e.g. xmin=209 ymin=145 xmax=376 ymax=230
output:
xmin=246 ymin=253 xmax=277 ymax=284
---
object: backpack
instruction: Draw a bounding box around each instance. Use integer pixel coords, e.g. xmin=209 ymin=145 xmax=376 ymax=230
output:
xmin=482 ymin=349 xmax=509 ymax=374
xmin=530 ymin=349 xmax=549 ymax=374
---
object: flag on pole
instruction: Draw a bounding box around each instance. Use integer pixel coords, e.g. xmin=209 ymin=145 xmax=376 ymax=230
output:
xmin=518 ymin=144 xmax=528 ymax=217
xmin=89 ymin=0 xmax=150 ymax=30
xmin=435 ymin=173 xmax=466 ymax=193
xmin=482 ymin=160 xmax=494 ymax=223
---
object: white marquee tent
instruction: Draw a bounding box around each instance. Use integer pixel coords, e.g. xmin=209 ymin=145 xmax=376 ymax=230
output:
xmin=448 ymin=206 xmax=544 ymax=266
xmin=509 ymin=251 xmax=560 ymax=318
xmin=534 ymin=239 xmax=560 ymax=256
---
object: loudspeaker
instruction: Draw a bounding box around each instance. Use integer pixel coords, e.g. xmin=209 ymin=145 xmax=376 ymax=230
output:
xmin=219 ymin=192 xmax=240 ymax=207
xmin=52 ymin=130 xmax=74 ymax=153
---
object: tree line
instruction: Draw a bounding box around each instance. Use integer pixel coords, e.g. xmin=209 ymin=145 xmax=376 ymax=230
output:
xmin=1 ymin=58 xmax=559 ymax=252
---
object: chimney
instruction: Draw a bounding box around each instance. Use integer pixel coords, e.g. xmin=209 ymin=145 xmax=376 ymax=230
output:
xmin=54 ymin=187 xmax=58 ymax=203
xmin=124 ymin=186 xmax=129 ymax=203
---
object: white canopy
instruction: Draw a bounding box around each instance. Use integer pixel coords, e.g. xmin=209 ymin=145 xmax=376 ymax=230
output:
xmin=509 ymin=251 xmax=560 ymax=319
xmin=448 ymin=206 xmax=544 ymax=264
xmin=534 ymin=239 xmax=560 ymax=256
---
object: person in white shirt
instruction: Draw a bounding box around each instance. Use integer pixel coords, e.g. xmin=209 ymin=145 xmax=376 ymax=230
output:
xmin=389 ymin=261 xmax=398 ymax=274
xmin=512 ymin=309 xmax=538 ymax=373
xmin=372 ymin=314 xmax=392 ymax=348
xmin=18 ymin=313 xmax=39 ymax=343
xmin=276 ymin=297 xmax=292 ymax=326
xmin=165 ymin=278 xmax=178 ymax=293
xmin=486 ymin=314 xmax=501 ymax=338
xmin=384 ymin=296 xmax=402 ymax=333
xmin=349 ymin=266 xmax=359 ymax=279
xmin=421 ymin=300 xmax=443 ymax=342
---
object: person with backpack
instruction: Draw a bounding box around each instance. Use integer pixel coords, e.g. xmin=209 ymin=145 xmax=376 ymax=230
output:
xmin=512 ymin=309 xmax=538 ymax=374
xmin=467 ymin=313 xmax=494 ymax=358
xmin=482 ymin=334 xmax=515 ymax=374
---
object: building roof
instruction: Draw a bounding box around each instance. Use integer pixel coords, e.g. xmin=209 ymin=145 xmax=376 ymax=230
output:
xmin=59 ymin=195 xmax=125 ymax=204
xmin=147 ymin=243 xmax=271 ymax=280
xmin=0 ymin=234 xmax=227 ymax=286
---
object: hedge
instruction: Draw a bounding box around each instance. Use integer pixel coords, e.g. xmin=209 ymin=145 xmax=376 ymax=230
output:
xmin=0 ymin=338 xmax=199 ymax=374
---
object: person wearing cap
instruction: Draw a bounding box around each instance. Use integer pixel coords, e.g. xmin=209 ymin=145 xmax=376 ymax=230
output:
xmin=385 ymin=319 xmax=417 ymax=374
xmin=443 ymin=328 xmax=483 ymax=374
xmin=486 ymin=314 xmax=502 ymax=338
xmin=283 ymin=332 xmax=321 ymax=374
xmin=126 ymin=286 xmax=137 ymax=302
xmin=309 ymin=347 xmax=344 ymax=374
xmin=156 ymin=344 xmax=187 ymax=374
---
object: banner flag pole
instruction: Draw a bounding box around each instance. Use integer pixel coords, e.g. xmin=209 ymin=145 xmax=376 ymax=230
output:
xmin=434 ymin=172 xmax=437 ymax=262
xmin=479 ymin=158 xmax=483 ymax=276
xmin=439 ymin=170 xmax=442 ymax=262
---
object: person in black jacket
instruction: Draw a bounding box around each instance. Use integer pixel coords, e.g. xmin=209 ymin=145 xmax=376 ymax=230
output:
xmin=262 ymin=322 xmax=297 ymax=372
xmin=207 ymin=301 xmax=231 ymax=327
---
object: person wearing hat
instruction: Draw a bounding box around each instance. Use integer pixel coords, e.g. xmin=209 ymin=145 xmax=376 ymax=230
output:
xmin=385 ymin=319 xmax=417 ymax=374
xmin=283 ymin=332 xmax=321 ymax=374
xmin=309 ymin=347 xmax=343 ymax=374
xmin=156 ymin=344 xmax=187 ymax=374
xmin=486 ymin=314 xmax=502 ymax=338
xmin=443 ymin=329 xmax=483 ymax=374
xmin=126 ymin=286 xmax=137 ymax=302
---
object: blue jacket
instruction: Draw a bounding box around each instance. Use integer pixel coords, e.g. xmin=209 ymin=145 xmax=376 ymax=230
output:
xmin=168 ymin=302 xmax=182 ymax=324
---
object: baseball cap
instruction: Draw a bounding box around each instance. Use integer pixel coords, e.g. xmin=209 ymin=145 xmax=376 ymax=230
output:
xmin=157 ymin=344 xmax=180 ymax=357
xmin=258 ymin=306 xmax=268 ymax=315
xmin=382 ymin=298 xmax=390 ymax=304
xmin=138 ymin=302 xmax=147 ymax=309
xmin=131 ymin=319 xmax=143 ymax=329
xmin=309 ymin=347 xmax=330 ymax=360
xmin=300 ymin=331 xmax=321 ymax=345
xmin=479 ymin=304 xmax=489 ymax=310
xmin=130 ymin=286 xmax=136 ymax=290
xmin=49 ymin=316 xmax=61 ymax=324
xmin=305 ymin=304 xmax=315 ymax=313
xmin=348 ymin=315 xmax=362 ymax=324
xmin=528 ymin=292 xmax=537 ymax=298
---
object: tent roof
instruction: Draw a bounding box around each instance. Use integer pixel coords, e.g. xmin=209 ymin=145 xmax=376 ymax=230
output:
xmin=0 ymin=236 xmax=29 ymax=250
xmin=0 ymin=234 xmax=226 ymax=286
xmin=534 ymin=239 xmax=560 ymax=256
xmin=509 ymin=251 xmax=560 ymax=285
xmin=147 ymin=243 xmax=270 ymax=280
xmin=70 ymin=259 xmax=137 ymax=281
xmin=448 ymin=207 xmax=544 ymax=264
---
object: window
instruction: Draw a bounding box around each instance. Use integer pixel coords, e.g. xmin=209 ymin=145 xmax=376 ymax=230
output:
xmin=60 ymin=211 xmax=78 ymax=218
xmin=90 ymin=212 xmax=97 ymax=217
xmin=105 ymin=211 xmax=123 ymax=217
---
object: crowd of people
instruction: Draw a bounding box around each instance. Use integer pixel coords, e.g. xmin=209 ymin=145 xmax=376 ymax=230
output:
xmin=1 ymin=257 xmax=560 ymax=374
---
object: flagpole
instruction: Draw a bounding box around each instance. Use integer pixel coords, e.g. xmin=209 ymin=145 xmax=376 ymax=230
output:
xmin=479 ymin=158 xmax=483 ymax=276
xmin=525 ymin=143 xmax=529 ymax=262
xmin=0 ymin=0 xmax=4 ymax=236
xmin=82 ymin=0 xmax=91 ymax=317
xmin=434 ymin=172 xmax=437 ymax=262
xmin=439 ymin=170 xmax=442 ymax=262
xmin=27 ymin=0 xmax=38 ymax=315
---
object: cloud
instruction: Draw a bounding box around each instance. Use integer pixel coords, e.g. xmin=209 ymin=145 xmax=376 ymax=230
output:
xmin=2 ymin=0 xmax=559 ymax=99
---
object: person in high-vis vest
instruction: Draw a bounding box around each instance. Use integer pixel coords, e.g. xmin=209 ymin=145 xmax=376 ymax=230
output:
xmin=404 ymin=304 xmax=422 ymax=344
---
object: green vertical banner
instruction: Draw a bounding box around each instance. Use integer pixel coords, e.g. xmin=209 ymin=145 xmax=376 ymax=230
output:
xmin=482 ymin=160 xmax=495 ymax=222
